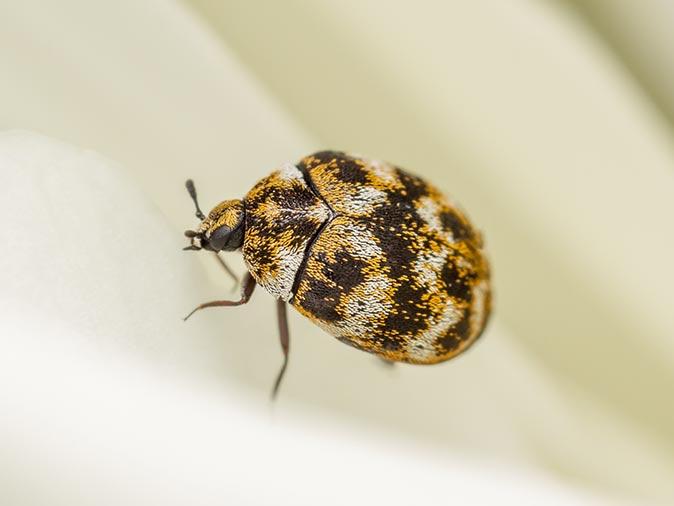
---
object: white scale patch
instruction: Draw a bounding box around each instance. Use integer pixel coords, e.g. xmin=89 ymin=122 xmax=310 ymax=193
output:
xmin=407 ymin=245 xmax=462 ymax=362
xmin=341 ymin=186 xmax=388 ymax=215
xmin=336 ymin=275 xmax=393 ymax=335
xmin=249 ymin=245 xmax=304 ymax=302
xmin=307 ymin=205 xmax=331 ymax=222
xmin=469 ymin=279 xmax=489 ymax=339
xmin=314 ymin=222 xmax=392 ymax=342
xmin=405 ymin=297 xmax=462 ymax=362
xmin=277 ymin=163 xmax=303 ymax=180
xmin=367 ymin=158 xmax=399 ymax=185
xmin=413 ymin=248 xmax=448 ymax=286
xmin=416 ymin=195 xmax=454 ymax=243
xmin=341 ymin=221 xmax=383 ymax=260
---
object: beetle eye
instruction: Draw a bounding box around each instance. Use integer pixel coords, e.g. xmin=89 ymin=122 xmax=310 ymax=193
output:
xmin=208 ymin=226 xmax=231 ymax=251
xmin=208 ymin=225 xmax=244 ymax=251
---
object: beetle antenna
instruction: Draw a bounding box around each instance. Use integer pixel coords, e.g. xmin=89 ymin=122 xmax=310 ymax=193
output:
xmin=185 ymin=179 xmax=206 ymax=220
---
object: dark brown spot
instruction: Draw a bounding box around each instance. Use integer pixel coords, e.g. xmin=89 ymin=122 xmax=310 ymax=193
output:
xmin=396 ymin=168 xmax=429 ymax=202
xmin=437 ymin=313 xmax=470 ymax=352
xmin=384 ymin=281 xmax=429 ymax=336
xmin=335 ymin=157 xmax=369 ymax=184
xmin=324 ymin=251 xmax=366 ymax=294
xmin=439 ymin=209 xmax=472 ymax=241
xmin=298 ymin=279 xmax=341 ymax=322
xmin=301 ymin=151 xmax=346 ymax=168
xmin=380 ymin=338 xmax=402 ymax=352
xmin=440 ymin=258 xmax=473 ymax=303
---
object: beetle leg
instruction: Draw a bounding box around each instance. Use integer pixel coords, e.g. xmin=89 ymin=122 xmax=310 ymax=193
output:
xmin=271 ymin=299 xmax=290 ymax=400
xmin=212 ymin=252 xmax=239 ymax=290
xmin=183 ymin=271 xmax=256 ymax=321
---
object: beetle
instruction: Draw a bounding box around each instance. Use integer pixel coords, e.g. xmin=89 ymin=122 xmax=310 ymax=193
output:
xmin=183 ymin=151 xmax=491 ymax=397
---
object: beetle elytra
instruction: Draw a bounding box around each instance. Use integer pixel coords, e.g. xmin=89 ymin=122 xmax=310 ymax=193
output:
xmin=183 ymin=151 xmax=491 ymax=397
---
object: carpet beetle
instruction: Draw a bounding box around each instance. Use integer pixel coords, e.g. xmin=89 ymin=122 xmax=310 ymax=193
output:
xmin=183 ymin=151 xmax=491 ymax=397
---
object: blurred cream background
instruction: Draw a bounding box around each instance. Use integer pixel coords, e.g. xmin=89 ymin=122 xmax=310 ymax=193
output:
xmin=1 ymin=0 xmax=674 ymax=504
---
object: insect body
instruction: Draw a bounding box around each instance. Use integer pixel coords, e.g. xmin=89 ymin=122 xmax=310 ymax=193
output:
xmin=184 ymin=151 xmax=491 ymax=396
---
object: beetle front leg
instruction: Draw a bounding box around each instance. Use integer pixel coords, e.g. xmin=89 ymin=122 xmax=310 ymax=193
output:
xmin=213 ymin=252 xmax=239 ymax=290
xmin=183 ymin=271 xmax=256 ymax=321
xmin=271 ymin=299 xmax=290 ymax=400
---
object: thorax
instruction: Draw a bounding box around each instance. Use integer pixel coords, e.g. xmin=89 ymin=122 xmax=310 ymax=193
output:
xmin=242 ymin=164 xmax=331 ymax=301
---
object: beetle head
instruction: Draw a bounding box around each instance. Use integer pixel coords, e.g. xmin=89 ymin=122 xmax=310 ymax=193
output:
xmin=183 ymin=180 xmax=245 ymax=252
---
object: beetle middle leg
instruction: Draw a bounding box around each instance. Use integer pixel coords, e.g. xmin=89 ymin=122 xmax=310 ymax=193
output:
xmin=183 ymin=271 xmax=256 ymax=321
xmin=212 ymin=252 xmax=239 ymax=290
xmin=271 ymin=299 xmax=290 ymax=399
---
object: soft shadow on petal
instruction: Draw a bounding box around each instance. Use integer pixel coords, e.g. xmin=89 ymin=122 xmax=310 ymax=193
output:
xmin=0 ymin=131 xmax=620 ymax=506
xmin=185 ymin=0 xmax=674 ymax=500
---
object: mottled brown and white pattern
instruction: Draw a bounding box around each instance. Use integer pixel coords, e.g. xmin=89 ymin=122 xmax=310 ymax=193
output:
xmin=241 ymin=151 xmax=491 ymax=364
xmin=242 ymin=163 xmax=331 ymax=301
xmin=189 ymin=151 xmax=490 ymax=366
